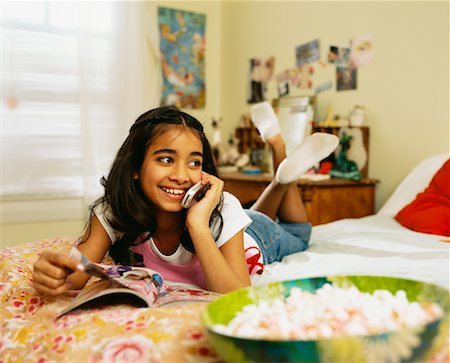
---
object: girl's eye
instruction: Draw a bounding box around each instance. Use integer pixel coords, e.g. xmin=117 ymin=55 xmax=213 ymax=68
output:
xmin=158 ymin=156 xmax=173 ymax=164
xmin=189 ymin=159 xmax=202 ymax=168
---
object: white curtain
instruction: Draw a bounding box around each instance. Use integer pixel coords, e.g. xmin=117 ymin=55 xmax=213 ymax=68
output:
xmin=1 ymin=1 xmax=161 ymax=222
xmin=78 ymin=1 xmax=162 ymax=204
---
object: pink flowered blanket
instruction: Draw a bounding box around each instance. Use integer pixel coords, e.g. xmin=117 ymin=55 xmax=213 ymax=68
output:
xmin=0 ymin=238 xmax=220 ymax=363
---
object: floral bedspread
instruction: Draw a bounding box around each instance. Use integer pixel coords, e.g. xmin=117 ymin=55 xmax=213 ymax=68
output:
xmin=0 ymin=238 xmax=220 ymax=363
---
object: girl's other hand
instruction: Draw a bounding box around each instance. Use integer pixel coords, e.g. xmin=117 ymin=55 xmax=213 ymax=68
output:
xmin=32 ymin=251 xmax=83 ymax=296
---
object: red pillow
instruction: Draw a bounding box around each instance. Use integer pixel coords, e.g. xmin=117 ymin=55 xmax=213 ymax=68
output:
xmin=395 ymin=158 xmax=450 ymax=236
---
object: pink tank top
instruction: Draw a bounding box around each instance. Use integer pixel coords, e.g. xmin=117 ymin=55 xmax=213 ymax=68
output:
xmin=131 ymin=242 xmax=207 ymax=289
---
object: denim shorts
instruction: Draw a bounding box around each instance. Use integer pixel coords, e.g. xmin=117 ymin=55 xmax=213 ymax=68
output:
xmin=245 ymin=209 xmax=312 ymax=265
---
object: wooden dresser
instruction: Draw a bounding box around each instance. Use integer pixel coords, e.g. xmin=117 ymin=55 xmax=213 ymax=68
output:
xmin=221 ymin=172 xmax=379 ymax=226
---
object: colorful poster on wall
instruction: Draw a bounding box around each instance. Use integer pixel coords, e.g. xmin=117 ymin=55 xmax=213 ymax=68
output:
xmin=276 ymin=70 xmax=290 ymax=97
xmin=158 ymin=7 xmax=206 ymax=109
xmin=327 ymin=46 xmax=351 ymax=67
xmin=295 ymin=39 xmax=320 ymax=67
xmin=350 ymin=32 xmax=374 ymax=69
xmin=275 ymin=65 xmax=314 ymax=97
xmin=247 ymin=56 xmax=275 ymax=103
xmin=336 ymin=67 xmax=357 ymax=91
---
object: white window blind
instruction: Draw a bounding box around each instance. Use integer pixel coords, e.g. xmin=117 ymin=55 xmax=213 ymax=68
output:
xmin=1 ymin=2 xmax=161 ymax=224
xmin=1 ymin=1 xmax=117 ymax=199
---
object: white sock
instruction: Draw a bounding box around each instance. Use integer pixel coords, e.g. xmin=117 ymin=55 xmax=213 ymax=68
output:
xmin=250 ymin=101 xmax=281 ymax=141
xmin=275 ymin=133 xmax=339 ymax=184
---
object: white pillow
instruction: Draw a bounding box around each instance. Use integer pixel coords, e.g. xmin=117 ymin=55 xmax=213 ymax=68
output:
xmin=378 ymin=153 xmax=449 ymax=216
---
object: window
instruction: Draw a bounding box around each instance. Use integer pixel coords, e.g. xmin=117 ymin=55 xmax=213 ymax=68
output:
xmin=1 ymin=1 xmax=160 ymax=224
xmin=1 ymin=2 xmax=117 ymax=200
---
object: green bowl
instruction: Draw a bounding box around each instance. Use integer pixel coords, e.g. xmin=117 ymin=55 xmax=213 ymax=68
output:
xmin=202 ymin=276 xmax=449 ymax=363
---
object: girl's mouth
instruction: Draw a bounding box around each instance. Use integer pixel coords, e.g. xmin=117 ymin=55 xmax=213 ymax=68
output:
xmin=160 ymin=186 xmax=186 ymax=199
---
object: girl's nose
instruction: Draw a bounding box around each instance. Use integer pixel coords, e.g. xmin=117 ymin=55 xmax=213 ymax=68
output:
xmin=169 ymin=164 xmax=189 ymax=183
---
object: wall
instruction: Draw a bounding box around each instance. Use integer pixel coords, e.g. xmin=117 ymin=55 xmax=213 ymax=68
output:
xmin=1 ymin=220 xmax=85 ymax=248
xmin=220 ymin=1 xmax=449 ymax=210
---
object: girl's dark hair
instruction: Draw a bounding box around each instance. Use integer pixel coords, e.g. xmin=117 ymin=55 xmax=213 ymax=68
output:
xmin=81 ymin=106 xmax=223 ymax=266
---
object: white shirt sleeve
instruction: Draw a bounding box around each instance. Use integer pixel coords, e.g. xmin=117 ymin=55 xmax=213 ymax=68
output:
xmin=215 ymin=192 xmax=252 ymax=248
xmin=93 ymin=203 xmax=120 ymax=244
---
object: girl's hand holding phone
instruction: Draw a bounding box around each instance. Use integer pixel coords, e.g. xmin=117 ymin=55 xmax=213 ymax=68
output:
xmin=185 ymin=172 xmax=223 ymax=229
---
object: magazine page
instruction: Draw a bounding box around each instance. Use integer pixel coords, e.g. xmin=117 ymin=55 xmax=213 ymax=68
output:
xmin=57 ymin=280 xmax=152 ymax=317
xmin=56 ymin=248 xmax=164 ymax=316
xmin=154 ymin=282 xmax=222 ymax=307
xmin=69 ymin=247 xmax=164 ymax=294
xmin=58 ymin=248 xmax=220 ymax=316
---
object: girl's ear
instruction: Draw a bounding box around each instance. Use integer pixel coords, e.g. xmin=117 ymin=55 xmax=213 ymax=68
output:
xmin=132 ymin=172 xmax=139 ymax=180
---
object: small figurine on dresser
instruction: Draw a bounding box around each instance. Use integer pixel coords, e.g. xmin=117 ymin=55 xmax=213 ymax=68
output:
xmin=319 ymin=107 xmax=349 ymax=127
xmin=349 ymin=105 xmax=366 ymax=126
xmin=329 ymin=132 xmax=362 ymax=181
xmin=217 ymin=135 xmax=250 ymax=173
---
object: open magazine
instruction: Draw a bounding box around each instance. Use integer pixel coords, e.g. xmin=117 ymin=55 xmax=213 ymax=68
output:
xmin=57 ymin=247 xmax=221 ymax=318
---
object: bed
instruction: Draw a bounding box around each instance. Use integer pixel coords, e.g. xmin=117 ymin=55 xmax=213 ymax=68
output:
xmin=1 ymin=154 xmax=449 ymax=362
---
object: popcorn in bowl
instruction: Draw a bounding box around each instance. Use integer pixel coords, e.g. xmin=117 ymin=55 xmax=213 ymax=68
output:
xmin=202 ymin=276 xmax=449 ymax=363
xmin=212 ymin=283 xmax=443 ymax=340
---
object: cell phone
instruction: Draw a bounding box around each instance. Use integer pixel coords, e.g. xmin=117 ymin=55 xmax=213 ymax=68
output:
xmin=181 ymin=181 xmax=210 ymax=208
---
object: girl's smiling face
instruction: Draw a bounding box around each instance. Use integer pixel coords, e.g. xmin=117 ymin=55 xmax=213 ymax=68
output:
xmin=135 ymin=126 xmax=203 ymax=213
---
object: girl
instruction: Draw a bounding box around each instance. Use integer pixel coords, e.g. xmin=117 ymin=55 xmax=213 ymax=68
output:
xmin=32 ymin=104 xmax=338 ymax=295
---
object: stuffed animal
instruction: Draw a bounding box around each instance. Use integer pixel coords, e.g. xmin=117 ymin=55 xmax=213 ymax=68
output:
xmin=223 ymin=135 xmax=250 ymax=168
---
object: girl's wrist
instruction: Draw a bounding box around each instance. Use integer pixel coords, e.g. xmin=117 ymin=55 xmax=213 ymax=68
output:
xmin=185 ymin=213 xmax=210 ymax=232
xmin=186 ymin=222 xmax=210 ymax=237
